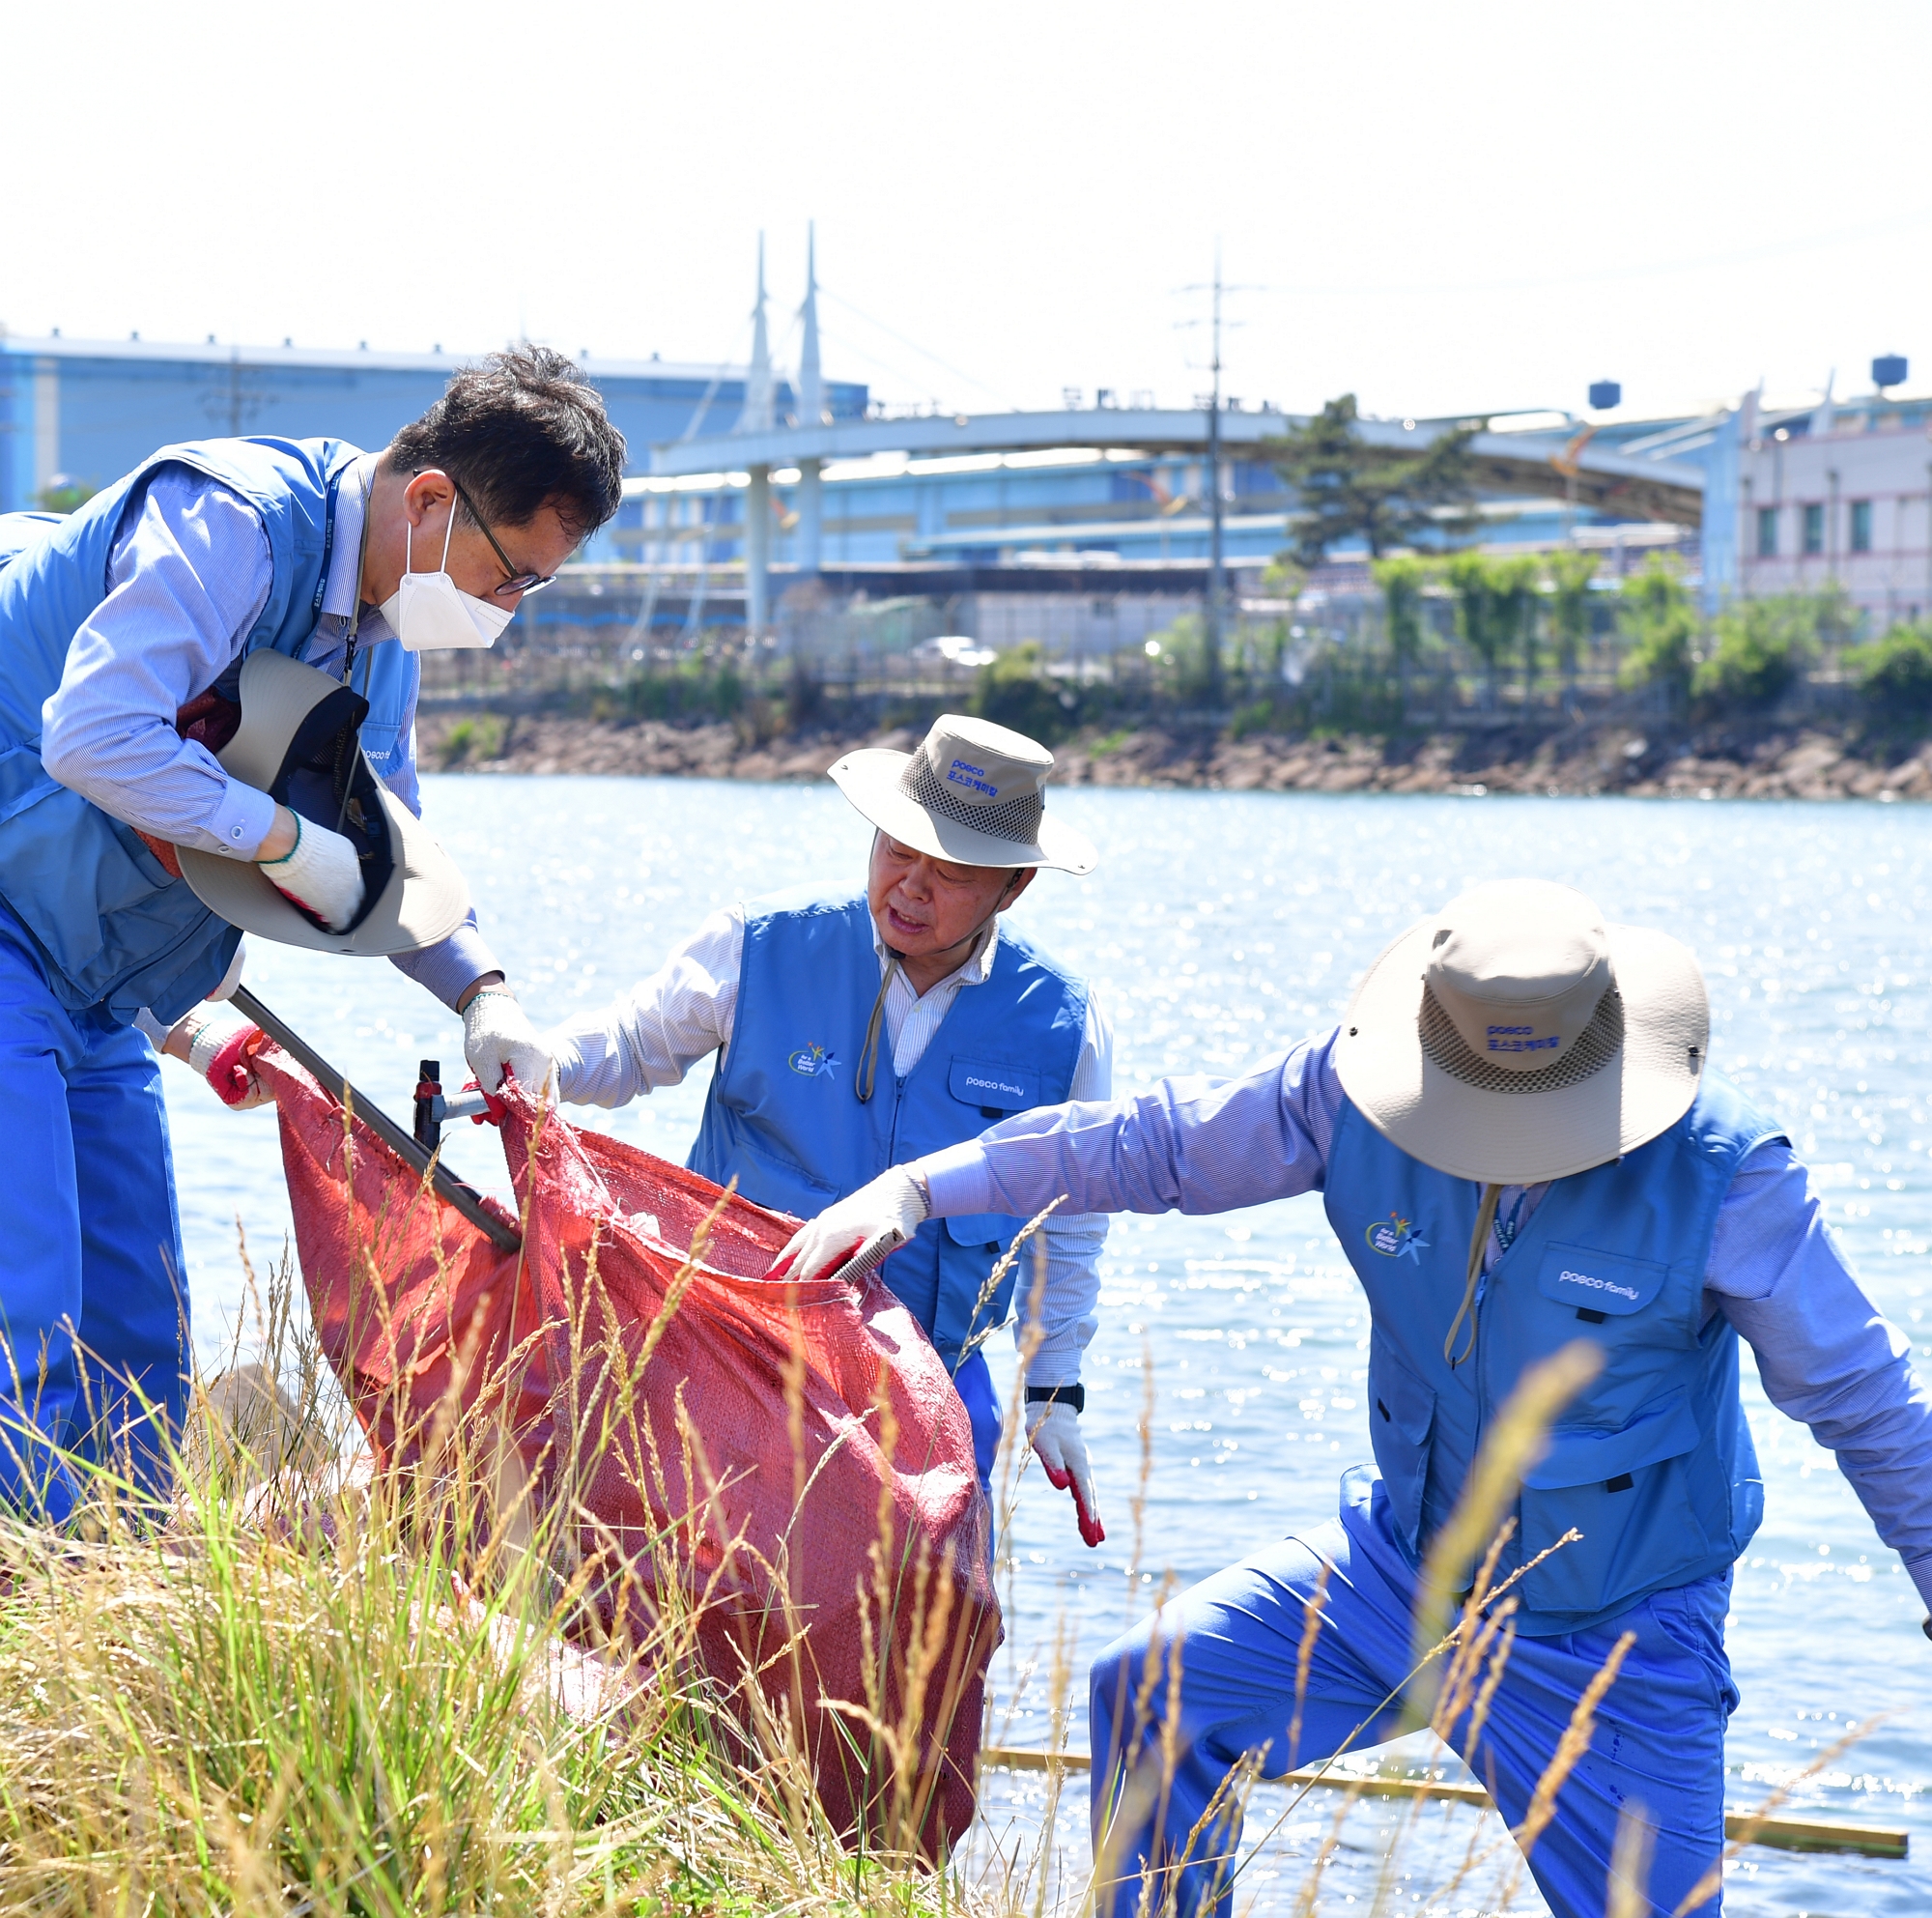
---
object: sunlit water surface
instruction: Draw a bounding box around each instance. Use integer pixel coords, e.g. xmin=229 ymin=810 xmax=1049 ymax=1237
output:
xmin=166 ymin=779 xmax=1932 ymax=1915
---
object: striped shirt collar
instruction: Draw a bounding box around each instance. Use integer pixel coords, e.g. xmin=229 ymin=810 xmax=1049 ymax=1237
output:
xmin=870 ymin=911 xmax=1001 ymax=992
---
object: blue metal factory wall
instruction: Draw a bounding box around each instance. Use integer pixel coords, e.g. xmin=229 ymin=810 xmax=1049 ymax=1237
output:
xmin=0 ymin=343 xmax=867 ymax=511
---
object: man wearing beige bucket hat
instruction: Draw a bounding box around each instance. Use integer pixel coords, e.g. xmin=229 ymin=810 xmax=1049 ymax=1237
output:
xmin=0 ymin=347 xmax=625 ymax=1523
xmin=781 ymin=876 xmax=1932 ymax=1917
xmin=546 ymin=713 xmax=1111 ymax=1541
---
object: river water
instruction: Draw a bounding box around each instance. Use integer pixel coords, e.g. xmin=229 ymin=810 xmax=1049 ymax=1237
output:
xmin=164 ymin=777 xmax=1932 ymax=1915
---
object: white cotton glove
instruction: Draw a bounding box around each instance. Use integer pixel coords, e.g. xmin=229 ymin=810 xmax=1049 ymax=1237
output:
xmin=257 ymin=816 xmax=364 ymax=932
xmin=463 ymin=987 xmax=557 ymax=1099
xmin=155 ymin=1004 xmax=272 ymax=1110
xmin=1027 ymin=1398 xmax=1105 ymax=1548
xmin=774 ymin=1165 xmax=929 ymax=1284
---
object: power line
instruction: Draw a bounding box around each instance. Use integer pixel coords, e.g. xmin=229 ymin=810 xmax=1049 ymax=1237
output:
xmin=1269 ymin=205 xmax=1932 ymax=301
xmin=818 ymin=286 xmax=1021 ymax=412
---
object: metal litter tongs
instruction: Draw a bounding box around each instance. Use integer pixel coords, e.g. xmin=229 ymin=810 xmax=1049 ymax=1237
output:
xmin=232 ymin=985 xmax=522 ymax=1253
xmin=824 ymin=1225 xmax=909 ymax=1290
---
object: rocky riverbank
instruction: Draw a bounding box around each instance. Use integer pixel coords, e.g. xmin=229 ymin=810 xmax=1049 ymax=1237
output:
xmin=414 ymin=708 xmax=1932 ymax=802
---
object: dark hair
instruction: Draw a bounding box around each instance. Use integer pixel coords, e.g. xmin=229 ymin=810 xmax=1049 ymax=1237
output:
xmin=390 ymin=345 xmax=626 ymax=541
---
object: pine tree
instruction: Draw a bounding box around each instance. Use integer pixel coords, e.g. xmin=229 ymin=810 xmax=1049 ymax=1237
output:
xmin=1267 ymin=396 xmax=1478 ymax=568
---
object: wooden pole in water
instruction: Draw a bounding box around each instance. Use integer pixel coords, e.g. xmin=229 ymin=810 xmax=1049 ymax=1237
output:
xmin=978 ymin=1746 xmax=1909 ymax=1860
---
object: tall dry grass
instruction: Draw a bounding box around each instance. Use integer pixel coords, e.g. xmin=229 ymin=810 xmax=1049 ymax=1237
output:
xmin=0 ymin=1194 xmax=1814 ymax=1918
xmin=0 ymin=1174 xmax=1006 ymax=1918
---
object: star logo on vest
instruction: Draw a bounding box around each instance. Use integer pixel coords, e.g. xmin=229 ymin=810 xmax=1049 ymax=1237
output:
xmin=786 ymin=1044 xmax=838 ymax=1079
xmin=1366 ymin=1213 xmax=1429 ymax=1262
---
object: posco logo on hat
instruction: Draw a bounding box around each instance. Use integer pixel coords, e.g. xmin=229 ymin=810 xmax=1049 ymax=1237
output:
xmin=946 ymin=758 xmax=1000 ymax=799
xmin=1487 ymin=1025 xmax=1562 ymax=1054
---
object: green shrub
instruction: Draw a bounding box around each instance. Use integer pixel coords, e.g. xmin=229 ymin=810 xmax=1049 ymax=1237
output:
xmin=1615 ymin=558 xmax=1699 ymax=710
xmin=621 ymin=654 xmax=745 ymax=723
xmin=438 ymin=713 xmax=507 ymax=768
xmin=1139 ymin=615 xmax=1225 ymax=709
xmin=35 ymin=475 xmax=96 ymax=515
xmin=1846 ymin=620 xmax=1932 ymax=718
xmin=1693 ymin=595 xmax=1818 ymax=710
xmin=971 ymin=641 xmax=1077 ymax=742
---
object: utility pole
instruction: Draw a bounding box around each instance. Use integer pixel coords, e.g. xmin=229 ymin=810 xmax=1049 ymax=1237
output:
xmin=1204 ymin=241 xmax=1225 ymax=703
xmin=738 ymin=234 xmax=775 ymax=639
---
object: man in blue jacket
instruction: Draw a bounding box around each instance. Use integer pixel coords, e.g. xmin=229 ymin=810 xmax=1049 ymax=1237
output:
xmin=546 ymin=713 xmax=1111 ymax=1543
xmin=0 ymin=346 xmax=624 ymax=1519
xmin=781 ymin=878 xmax=1932 ymax=1917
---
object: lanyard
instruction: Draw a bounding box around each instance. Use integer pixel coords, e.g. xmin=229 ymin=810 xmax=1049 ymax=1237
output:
xmin=309 ymin=463 xmax=345 ymax=625
xmin=340 ymin=458 xmax=375 ymax=689
xmin=1493 ymin=1187 xmax=1530 ymax=1252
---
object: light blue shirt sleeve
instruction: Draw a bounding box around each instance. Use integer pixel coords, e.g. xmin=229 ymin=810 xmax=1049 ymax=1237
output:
xmin=387 ymin=911 xmax=499 ymax=1010
xmin=1705 ymin=1144 xmax=1932 ymax=1610
xmin=40 ymin=462 xmax=497 ymax=1007
xmin=1019 ymin=990 xmax=1115 ymax=1387
xmin=920 ymin=1026 xmax=1344 ymax=1221
xmin=921 ymin=1039 xmax=1932 ymax=1604
xmin=41 ymin=468 xmax=278 ymax=856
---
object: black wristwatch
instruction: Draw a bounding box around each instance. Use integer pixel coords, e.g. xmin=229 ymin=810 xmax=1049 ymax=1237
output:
xmin=1026 ymin=1385 xmax=1085 ymax=1414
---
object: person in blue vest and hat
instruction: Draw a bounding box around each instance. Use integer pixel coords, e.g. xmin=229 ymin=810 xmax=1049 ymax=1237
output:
xmin=779 ymin=877 xmax=1932 ymax=1917
xmin=544 ymin=712 xmax=1112 ymax=1542
xmin=0 ymin=346 xmax=625 ymax=1521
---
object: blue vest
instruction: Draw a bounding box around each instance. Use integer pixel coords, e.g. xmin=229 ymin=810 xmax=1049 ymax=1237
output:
xmin=1324 ymin=1074 xmax=1783 ymax=1635
xmin=689 ymin=888 xmax=1090 ymax=1366
xmin=0 ymin=439 xmax=417 ymax=1023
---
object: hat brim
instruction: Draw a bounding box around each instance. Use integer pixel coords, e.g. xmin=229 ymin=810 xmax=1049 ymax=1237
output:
xmin=1332 ymin=918 xmax=1710 ymax=1185
xmin=828 ymin=748 xmax=1097 ymax=874
xmin=178 ymin=780 xmax=471 ymax=957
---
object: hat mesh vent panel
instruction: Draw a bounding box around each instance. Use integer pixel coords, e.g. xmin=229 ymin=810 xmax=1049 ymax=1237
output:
xmin=900 ymin=751 xmax=1046 ymax=844
xmin=1418 ymin=986 xmax=1626 ymax=1095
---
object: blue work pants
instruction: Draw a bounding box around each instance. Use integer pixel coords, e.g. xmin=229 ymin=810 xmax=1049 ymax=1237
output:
xmin=952 ymin=1346 xmax=1001 ymax=1504
xmin=0 ymin=910 xmax=188 ymax=1519
xmin=1090 ymin=1467 xmax=1735 ymax=1918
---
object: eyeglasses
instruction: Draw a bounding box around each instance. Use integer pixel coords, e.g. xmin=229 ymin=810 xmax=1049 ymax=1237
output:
xmin=451 ymin=477 xmax=559 ymax=598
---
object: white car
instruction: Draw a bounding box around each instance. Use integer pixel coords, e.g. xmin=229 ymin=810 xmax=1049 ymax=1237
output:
xmin=909 ymin=635 xmax=997 ymax=668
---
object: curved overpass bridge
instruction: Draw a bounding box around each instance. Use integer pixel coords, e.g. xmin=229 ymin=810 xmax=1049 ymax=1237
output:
xmin=641 ymin=406 xmax=1703 ymax=626
xmin=648 ymin=406 xmax=1704 ymax=528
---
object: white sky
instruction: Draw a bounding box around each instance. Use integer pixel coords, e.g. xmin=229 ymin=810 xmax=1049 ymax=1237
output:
xmin=5 ymin=0 xmax=1928 ymax=425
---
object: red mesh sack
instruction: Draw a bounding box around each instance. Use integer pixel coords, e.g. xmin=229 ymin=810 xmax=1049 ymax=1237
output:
xmin=257 ymin=1048 xmax=1002 ymax=1858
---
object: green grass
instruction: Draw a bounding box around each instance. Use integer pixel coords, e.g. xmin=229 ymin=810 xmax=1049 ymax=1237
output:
xmin=0 ymin=1217 xmax=1811 ymax=1916
xmin=438 ymin=714 xmax=509 ymax=770
xmin=0 ymin=1240 xmax=989 ymax=1917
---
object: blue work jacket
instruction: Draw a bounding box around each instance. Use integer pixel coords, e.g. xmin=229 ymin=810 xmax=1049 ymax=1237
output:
xmin=1324 ymin=1073 xmax=1784 ymax=1634
xmin=0 ymin=438 xmax=414 ymax=1023
xmin=688 ymin=887 xmax=1089 ymax=1367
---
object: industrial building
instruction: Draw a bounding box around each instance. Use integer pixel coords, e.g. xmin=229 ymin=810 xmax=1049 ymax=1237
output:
xmin=0 ymin=329 xmax=867 ymax=513
xmin=1722 ymin=378 xmax=1932 ymax=627
xmin=7 ymin=250 xmax=1925 ymax=644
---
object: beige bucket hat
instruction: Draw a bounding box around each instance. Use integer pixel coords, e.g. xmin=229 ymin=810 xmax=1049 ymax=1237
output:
xmin=177 ymin=650 xmax=471 ymax=956
xmin=829 ymin=713 xmax=1096 ymax=873
xmin=1333 ymin=878 xmax=1709 ymax=1186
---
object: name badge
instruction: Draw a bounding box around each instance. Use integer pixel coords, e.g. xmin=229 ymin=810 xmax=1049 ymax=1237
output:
xmin=1534 ymin=1241 xmax=1669 ymax=1317
xmin=949 ymin=1057 xmax=1039 ymax=1112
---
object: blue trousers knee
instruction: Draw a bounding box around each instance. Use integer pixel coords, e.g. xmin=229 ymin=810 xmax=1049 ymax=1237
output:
xmin=0 ymin=911 xmax=188 ymax=1519
xmin=1089 ymin=1467 xmax=1736 ymax=1918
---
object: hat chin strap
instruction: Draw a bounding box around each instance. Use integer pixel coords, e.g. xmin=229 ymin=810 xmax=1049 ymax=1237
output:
xmin=855 ymin=956 xmax=899 ymax=1104
xmin=1444 ymin=1183 xmax=1504 ymax=1369
xmin=855 ymin=876 xmax=1022 ymax=1103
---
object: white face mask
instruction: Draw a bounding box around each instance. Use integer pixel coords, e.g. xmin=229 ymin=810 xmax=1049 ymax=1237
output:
xmin=380 ymin=501 xmax=518 ymax=652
